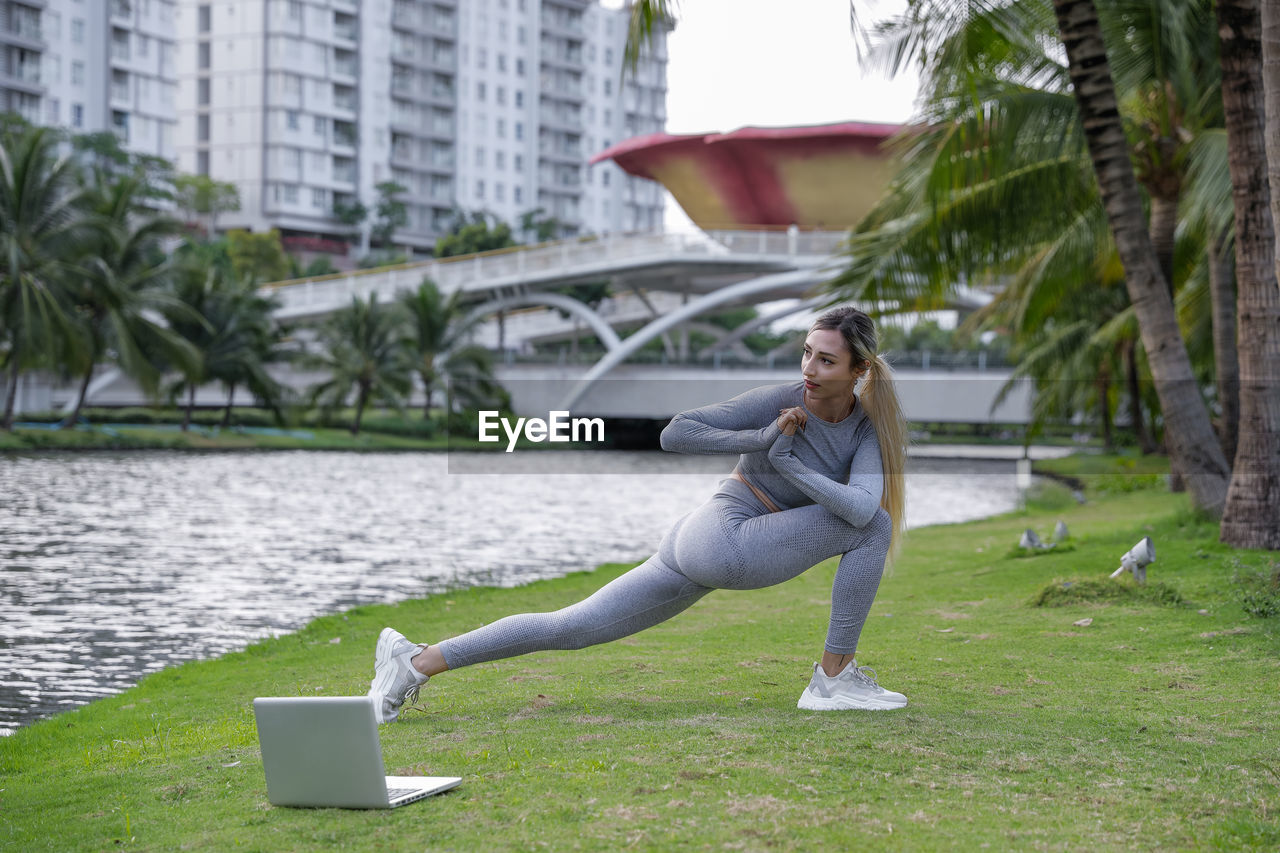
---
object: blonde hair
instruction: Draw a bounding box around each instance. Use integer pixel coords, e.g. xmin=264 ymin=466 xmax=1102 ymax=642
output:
xmin=811 ymin=307 xmax=910 ymax=567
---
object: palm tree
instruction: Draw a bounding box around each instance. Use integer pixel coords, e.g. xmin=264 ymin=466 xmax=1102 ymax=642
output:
xmin=164 ymin=246 xmax=285 ymax=431
xmin=61 ymin=172 xmax=197 ymax=427
xmin=1213 ymin=0 xmax=1280 ymax=548
xmin=397 ymin=278 xmax=506 ymax=419
xmin=1051 ymin=0 xmax=1230 ymax=514
xmin=0 ymin=126 xmax=87 ymax=430
xmin=308 ymin=293 xmax=412 ymax=436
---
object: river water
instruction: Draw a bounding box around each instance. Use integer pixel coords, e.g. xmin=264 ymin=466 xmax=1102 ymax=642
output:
xmin=0 ymin=450 xmax=1031 ymax=735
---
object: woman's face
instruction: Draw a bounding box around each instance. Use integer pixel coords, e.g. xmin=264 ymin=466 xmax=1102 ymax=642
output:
xmin=801 ymin=328 xmax=868 ymax=403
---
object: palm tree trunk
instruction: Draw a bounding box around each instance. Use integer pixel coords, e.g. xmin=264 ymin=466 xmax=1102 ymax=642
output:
xmin=222 ymin=382 xmax=236 ymax=428
xmin=353 ymin=383 xmax=369 ymax=436
xmin=1149 ymin=195 xmax=1179 ymax=292
xmin=1 ymin=347 xmax=20 ymax=431
xmin=1051 ymin=0 xmax=1230 ymax=516
xmin=183 ymin=384 xmax=196 ymax=432
xmin=1217 ymin=0 xmax=1280 ymax=548
xmin=1124 ymin=340 xmax=1155 ymax=455
xmin=62 ymin=362 xmax=96 ymax=429
xmin=1208 ymin=234 xmax=1240 ymax=465
xmin=1096 ymin=370 xmax=1113 ymax=451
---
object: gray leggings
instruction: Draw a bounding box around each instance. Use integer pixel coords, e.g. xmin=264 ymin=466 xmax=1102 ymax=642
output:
xmin=437 ymin=479 xmax=893 ymax=669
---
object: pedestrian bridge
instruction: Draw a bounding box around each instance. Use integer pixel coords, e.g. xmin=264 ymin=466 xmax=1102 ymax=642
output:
xmin=262 ymin=228 xmax=998 ymax=413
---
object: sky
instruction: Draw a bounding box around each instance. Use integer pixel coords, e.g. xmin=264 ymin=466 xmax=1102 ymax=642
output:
xmin=620 ymin=0 xmax=923 ymax=230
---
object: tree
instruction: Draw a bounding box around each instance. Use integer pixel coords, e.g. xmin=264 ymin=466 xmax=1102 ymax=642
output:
xmin=397 ymin=278 xmax=507 ymax=419
xmin=371 ymin=181 xmax=409 ymax=247
xmin=173 ymin=173 xmax=240 ymax=236
xmin=0 ymin=127 xmax=87 ymax=430
xmin=226 ymin=228 xmax=290 ymax=285
xmin=61 ymin=173 xmax=196 ymax=427
xmin=307 ymin=294 xmax=412 ymax=435
xmin=165 ymin=244 xmax=285 ymax=431
xmin=434 ymin=210 xmax=517 ymax=258
xmin=519 ymin=207 xmax=564 ymax=243
xmin=1214 ymin=0 xmax=1280 ymax=548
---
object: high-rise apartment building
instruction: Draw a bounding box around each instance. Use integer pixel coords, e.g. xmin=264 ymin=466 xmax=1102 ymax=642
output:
xmin=1 ymin=0 xmax=178 ymax=161
xmin=176 ymin=0 xmax=666 ymax=251
xmin=454 ymin=0 xmax=666 ymax=238
xmin=3 ymin=1 xmax=665 ymax=250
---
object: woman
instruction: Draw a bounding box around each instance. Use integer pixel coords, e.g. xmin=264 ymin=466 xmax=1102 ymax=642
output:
xmin=368 ymin=306 xmax=909 ymax=721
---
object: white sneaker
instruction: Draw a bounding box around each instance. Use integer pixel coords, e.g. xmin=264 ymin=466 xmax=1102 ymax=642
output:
xmin=797 ymin=660 xmax=907 ymax=711
xmin=368 ymin=627 xmax=429 ymax=724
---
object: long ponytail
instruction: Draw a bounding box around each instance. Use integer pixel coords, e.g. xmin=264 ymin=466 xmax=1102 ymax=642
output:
xmin=812 ymin=307 xmax=911 ymax=568
xmin=861 ymin=353 xmax=909 ymax=567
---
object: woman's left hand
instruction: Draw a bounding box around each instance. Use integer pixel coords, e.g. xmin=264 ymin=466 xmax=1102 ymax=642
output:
xmin=777 ymin=406 xmax=807 ymax=436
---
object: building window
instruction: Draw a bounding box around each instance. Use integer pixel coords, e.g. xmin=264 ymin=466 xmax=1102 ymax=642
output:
xmin=312 ymin=187 xmax=328 ymax=208
xmin=283 ymin=184 xmax=299 ymax=203
xmin=198 ymin=78 xmax=211 ymax=105
xmin=477 ymin=81 xmax=486 ymax=101
xmin=197 ymin=114 xmax=210 ymax=141
xmin=604 ymin=80 xmax=612 ymax=96
xmin=514 ymin=186 xmax=522 ymax=204
xmin=496 ymin=119 xmax=505 ymax=138
xmin=286 ymin=110 xmax=300 ymax=130
xmin=475 ymin=147 xmax=485 ymax=167
xmin=516 ymin=58 xmax=524 ymax=76
xmin=603 ymin=170 xmax=610 ymax=187
xmin=198 ymin=4 xmax=211 ymax=32
xmin=514 ymin=154 xmax=523 ymax=172
xmin=497 ymin=53 xmax=507 ymax=73
xmin=515 ymin=90 xmax=523 ymax=108
xmin=477 ymin=47 xmax=487 ymax=69
xmin=314 ymin=115 xmax=327 ymax=136
xmin=71 ymin=18 xmax=84 ymax=44
xmin=496 ymin=86 xmax=506 ymax=105
xmin=495 ymin=182 xmax=505 ymax=202
xmin=495 ymin=150 xmax=505 ymax=170
xmin=476 ymin=179 xmax=485 ymax=199
xmin=514 ymin=122 xmax=523 ymax=140
xmin=605 ymin=48 xmax=613 ymax=66
xmin=197 ymin=149 xmax=210 ymax=175
xmin=71 ymin=61 xmax=85 ymax=86
xmin=198 ymin=42 xmax=211 ymax=69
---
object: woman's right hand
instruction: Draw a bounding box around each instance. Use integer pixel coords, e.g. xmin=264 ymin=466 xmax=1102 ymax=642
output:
xmin=777 ymin=406 xmax=807 ymax=436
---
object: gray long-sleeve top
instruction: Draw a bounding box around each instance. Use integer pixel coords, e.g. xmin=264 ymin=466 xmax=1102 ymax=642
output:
xmin=659 ymin=381 xmax=885 ymax=528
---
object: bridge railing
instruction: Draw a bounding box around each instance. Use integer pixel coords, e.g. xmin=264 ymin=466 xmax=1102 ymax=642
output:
xmin=267 ymin=229 xmax=849 ymax=317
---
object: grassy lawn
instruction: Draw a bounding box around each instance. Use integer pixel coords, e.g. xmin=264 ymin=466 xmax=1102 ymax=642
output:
xmin=3 ymin=465 xmax=1278 ymax=850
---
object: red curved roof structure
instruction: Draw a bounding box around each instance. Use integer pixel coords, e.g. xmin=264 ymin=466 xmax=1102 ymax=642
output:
xmin=591 ymin=121 xmax=904 ymax=231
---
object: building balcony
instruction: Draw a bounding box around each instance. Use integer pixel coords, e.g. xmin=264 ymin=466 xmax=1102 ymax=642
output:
xmin=0 ymin=20 xmax=44 ymax=49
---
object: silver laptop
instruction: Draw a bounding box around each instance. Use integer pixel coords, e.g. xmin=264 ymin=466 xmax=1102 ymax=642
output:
xmin=253 ymin=696 xmax=461 ymax=808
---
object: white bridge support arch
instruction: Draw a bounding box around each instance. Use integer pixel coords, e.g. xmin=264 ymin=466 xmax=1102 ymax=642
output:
xmin=697 ymin=297 xmax=826 ymax=358
xmin=463 ymin=292 xmax=624 ymax=352
xmin=559 ymin=267 xmax=831 ymax=411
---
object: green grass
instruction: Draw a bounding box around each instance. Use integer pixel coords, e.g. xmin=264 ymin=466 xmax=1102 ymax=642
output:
xmin=3 ymin=470 xmax=1279 ymax=850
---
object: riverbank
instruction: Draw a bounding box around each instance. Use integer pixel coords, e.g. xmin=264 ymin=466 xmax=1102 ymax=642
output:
xmin=3 ymin=460 xmax=1277 ymax=850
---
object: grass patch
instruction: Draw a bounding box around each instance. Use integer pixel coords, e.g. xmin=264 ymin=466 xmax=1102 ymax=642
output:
xmin=1030 ymin=577 xmax=1185 ymax=608
xmin=1232 ymin=557 xmax=1280 ymax=619
xmin=3 ymin=477 xmax=1279 ymax=850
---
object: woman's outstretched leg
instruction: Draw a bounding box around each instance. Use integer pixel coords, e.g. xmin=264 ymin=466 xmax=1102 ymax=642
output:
xmin=368 ymin=554 xmax=709 ymax=722
xmin=434 ymin=554 xmax=709 ymax=669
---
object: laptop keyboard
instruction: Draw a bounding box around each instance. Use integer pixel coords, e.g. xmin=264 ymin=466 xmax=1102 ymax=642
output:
xmin=387 ymin=787 xmax=421 ymax=800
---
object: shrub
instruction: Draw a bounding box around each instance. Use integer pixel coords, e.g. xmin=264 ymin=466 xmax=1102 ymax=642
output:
xmin=1233 ymin=562 xmax=1280 ymax=619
